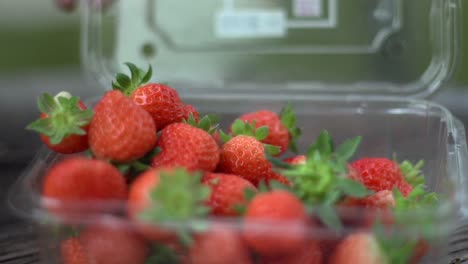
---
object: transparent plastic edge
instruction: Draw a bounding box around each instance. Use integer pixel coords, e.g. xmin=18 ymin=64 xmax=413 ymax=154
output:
xmin=453 ymin=118 xmax=468 ymax=218
xmin=421 ymin=0 xmax=462 ymax=99
xmin=79 ymin=0 xmax=462 ymax=99
xmin=80 ymin=0 xmax=113 ymax=92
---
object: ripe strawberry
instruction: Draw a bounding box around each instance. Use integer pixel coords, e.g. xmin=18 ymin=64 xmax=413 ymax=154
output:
xmin=235 ymin=104 xmax=301 ymax=155
xmin=268 ymin=172 xmax=293 ymax=187
xmin=340 ymin=190 xmax=396 ymax=229
xmin=351 ymin=158 xmax=412 ymax=196
xmin=42 ymin=157 xmax=127 ymax=211
xmin=243 ymin=190 xmax=307 ymax=257
xmin=274 ymin=131 xmax=372 ymax=231
xmin=217 ymin=135 xmax=276 ymax=186
xmin=151 ymin=123 xmax=220 ymax=171
xmin=182 ymin=104 xmax=199 ymax=122
xmin=188 ymin=227 xmax=252 ymax=264
xmin=112 ymin=63 xmax=189 ymax=129
xmin=341 ymin=190 xmax=396 ymax=209
xmin=261 ymin=241 xmax=322 ymax=264
xmin=27 ymin=92 xmax=93 ymax=154
xmin=283 ymin=155 xmax=306 ymax=165
xmin=131 ymin=83 xmax=186 ymax=129
xmin=88 ymin=90 xmax=157 ymax=163
xmin=61 ymin=238 xmax=87 ymax=264
xmin=79 ymin=226 xmax=149 ymax=264
xmin=202 ymin=173 xmax=257 ymax=216
xmin=329 ymin=232 xmax=386 ymax=264
xmin=128 ymin=168 xmax=161 ymax=219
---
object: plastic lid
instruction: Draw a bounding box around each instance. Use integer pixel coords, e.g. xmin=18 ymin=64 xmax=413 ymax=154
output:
xmin=81 ymin=0 xmax=461 ymax=98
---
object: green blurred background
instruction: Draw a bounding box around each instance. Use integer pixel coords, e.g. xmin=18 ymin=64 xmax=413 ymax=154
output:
xmin=0 ymin=1 xmax=81 ymax=72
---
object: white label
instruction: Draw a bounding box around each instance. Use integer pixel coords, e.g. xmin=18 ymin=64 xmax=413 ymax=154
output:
xmin=215 ymin=10 xmax=286 ymax=38
xmin=293 ymin=0 xmax=322 ymax=17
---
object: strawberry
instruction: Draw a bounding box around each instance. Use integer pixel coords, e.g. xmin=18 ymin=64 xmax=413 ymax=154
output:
xmin=217 ymin=135 xmax=276 ymax=186
xmin=340 ymin=190 xmax=396 ymax=229
xmin=341 ymin=190 xmax=395 ymax=209
xmin=235 ymin=104 xmax=301 ymax=155
xmin=112 ymin=63 xmax=188 ymax=129
xmin=261 ymin=241 xmax=322 ymax=264
xmin=88 ymin=90 xmax=157 ymax=163
xmin=268 ymin=172 xmax=293 ymax=187
xmin=128 ymin=168 xmax=211 ymax=243
xmin=337 ymin=185 xmax=438 ymax=264
xmin=27 ymin=92 xmax=93 ymax=154
xmin=283 ymin=155 xmax=306 ymax=165
xmin=182 ymin=104 xmax=199 ymax=122
xmin=79 ymin=226 xmax=149 ymax=264
xmin=202 ymin=173 xmax=257 ymax=216
xmin=243 ymin=190 xmax=308 ymax=257
xmin=42 ymin=157 xmax=127 ymax=212
xmin=127 ymin=168 xmax=161 ymax=219
xmin=188 ymin=227 xmax=252 ymax=264
xmin=275 ymin=130 xmax=372 ymax=229
xmin=61 ymin=238 xmax=87 ymax=264
xmin=350 ymin=158 xmax=413 ymax=197
xmin=329 ymin=232 xmax=386 ymax=264
xmin=151 ymin=122 xmax=220 ymax=171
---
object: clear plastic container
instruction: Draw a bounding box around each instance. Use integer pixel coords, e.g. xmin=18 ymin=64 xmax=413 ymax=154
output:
xmin=8 ymin=0 xmax=468 ymax=263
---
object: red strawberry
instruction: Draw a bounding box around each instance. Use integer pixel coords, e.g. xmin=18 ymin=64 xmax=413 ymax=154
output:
xmin=27 ymin=92 xmax=93 ymax=154
xmin=237 ymin=110 xmax=289 ymax=155
xmin=202 ymin=173 xmax=257 ymax=216
xmin=188 ymin=227 xmax=252 ymax=264
xmin=88 ymin=90 xmax=157 ymax=162
xmin=128 ymin=168 xmax=161 ymax=219
xmin=182 ymin=104 xmax=199 ymax=122
xmin=217 ymin=135 xmax=275 ymax=186
xmin=79 ymin=226 xmax=149 ymax=264
xmin=284 ymin=155 xmax=306 ymax=165
xmin=351 ymin=158 xmax=412 ymax=196
xmin=61 ymin=238 xmax=87 ymax=264
xmin=261 ymin=241 xmax=322 ymax=264
xmin=151 ymin=147 xmax=199 ymax=171
xmin=268 ymin=172 xmax=292 ymax=187
xmin=131 ymin=84 xmax=187 ymax=129
xmin=151 ymin=123 xmax=219 ymax=172
xmin=341 ymin=190 xmax=395 ymax=209
xmin=329 ymin=232 xmax=386 ymax=264
xmin=410 ymin=240 xmax=429 ymax=264
xmin=212 ymin=130 xmax=223 ymax=146
xmin=243 ymin=190 xmax=307 ymax=257
xmin=112 ymin=63 xmax=189 ymax=129
xmin=236 ymin=104 xmax=301 ymax=155
xmin=42 ymin=157 xmax=127 ymax=212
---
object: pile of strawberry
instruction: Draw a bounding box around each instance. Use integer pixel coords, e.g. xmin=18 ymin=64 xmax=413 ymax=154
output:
xmin=28 ymin=63 xmax=441 ymax=264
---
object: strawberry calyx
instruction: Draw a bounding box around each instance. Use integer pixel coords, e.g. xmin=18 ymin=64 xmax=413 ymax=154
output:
xmin=26 ymin=92 xmax=93 ymax=145
xmin=220 ymin=119 xmax=281 ymax=156
xmin=272 ymin=130 xmax=371 ymax=230
xmin=184 ymin=114 xmax=219 ymax=135
xmin=399 ymin=160 xmax=425 ymax=188
xmin=112 ymin=62 xmax=153 ymax=96
xmin=221 ymin=119 xmax=269 ymax=141
xmin=280 ymin=103 xmax=302 ymax=153
xmin=138 ymin=168 xmax=211 ymax=245
xmin=374 ymin=184 xmax=439 ymax=263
